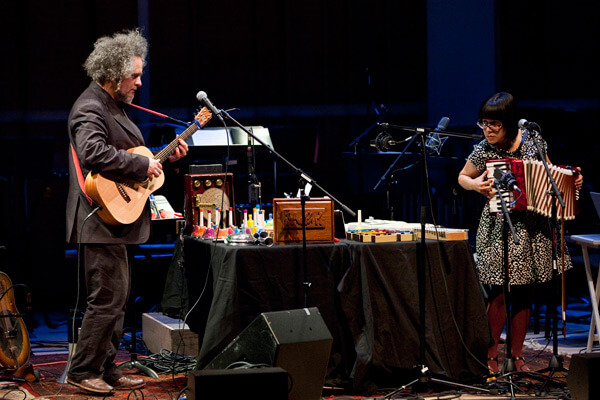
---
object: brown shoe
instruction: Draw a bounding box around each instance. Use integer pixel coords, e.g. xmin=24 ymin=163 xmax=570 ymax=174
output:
xmin=109 ymin=376 xmax=145 ymax=390
xmin=67 ymin=377 xmax=114 ymax=394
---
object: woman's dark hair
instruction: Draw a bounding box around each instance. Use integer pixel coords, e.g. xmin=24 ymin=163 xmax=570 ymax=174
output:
xmin=478 ymin=92 xmax=519 ymax=144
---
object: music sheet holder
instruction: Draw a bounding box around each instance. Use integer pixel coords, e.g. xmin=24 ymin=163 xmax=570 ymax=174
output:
xmin=186 ymin=126 xmax=275 ymax=150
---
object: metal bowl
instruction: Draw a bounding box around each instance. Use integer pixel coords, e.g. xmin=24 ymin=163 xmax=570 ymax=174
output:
xmin=227 ymin=233 xmax=256 ymax=246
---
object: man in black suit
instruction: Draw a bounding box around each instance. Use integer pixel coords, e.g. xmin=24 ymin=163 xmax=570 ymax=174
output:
xmin=65 ymin=28 xmax=187 ymax=394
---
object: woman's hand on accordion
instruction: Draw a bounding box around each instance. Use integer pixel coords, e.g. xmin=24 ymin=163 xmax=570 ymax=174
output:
xmin=474 ymin=170 xmax=496 ymax=200
xmin=458 ymin=161 xmax=497 ymax=199
xmin=574 ymin=167 xmax=583 ymax=190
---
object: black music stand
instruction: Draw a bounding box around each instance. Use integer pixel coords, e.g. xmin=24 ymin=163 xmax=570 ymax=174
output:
xmin=371 ymin=123 xmax=491 ymax=395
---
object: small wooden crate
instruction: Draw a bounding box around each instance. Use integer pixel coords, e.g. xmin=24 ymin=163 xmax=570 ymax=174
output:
xmin=273 ymin=197 xmax=334 ymax=243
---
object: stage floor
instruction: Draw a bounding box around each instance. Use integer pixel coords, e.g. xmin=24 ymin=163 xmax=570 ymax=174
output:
xmin=6 ymin=244 xmax=599 ymax=399
xmin=2 ymin=306 xmax=594 ymax=399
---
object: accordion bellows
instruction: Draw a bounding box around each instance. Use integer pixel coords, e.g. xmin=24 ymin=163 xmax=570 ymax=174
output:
xmin=486 ymin=158 xmax=578 ymax=221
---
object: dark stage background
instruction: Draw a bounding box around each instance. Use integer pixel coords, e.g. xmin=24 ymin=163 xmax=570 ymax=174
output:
xmin=1 ymin=0 xmax=599 ymax=312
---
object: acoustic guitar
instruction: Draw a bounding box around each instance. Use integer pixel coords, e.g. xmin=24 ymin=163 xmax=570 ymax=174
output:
xmin=0 ymin=272 xmax=30 ymax=369
xmin=85 ymin=107 xmax=212 ymax=225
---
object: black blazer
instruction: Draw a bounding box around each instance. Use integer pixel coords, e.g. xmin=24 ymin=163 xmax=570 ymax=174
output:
xmin=66 ymin=82 xmax=150 ymax=244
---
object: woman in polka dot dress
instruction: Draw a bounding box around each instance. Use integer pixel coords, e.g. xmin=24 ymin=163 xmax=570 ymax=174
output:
xmin=458 ymin=92 xmax=583 ymax=373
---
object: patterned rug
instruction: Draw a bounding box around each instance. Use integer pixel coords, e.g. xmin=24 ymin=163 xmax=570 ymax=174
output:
xmin=6 ymin=351 xmax=188 ymax=400
xmin=0 ymin=344 xmax=573 ymax=399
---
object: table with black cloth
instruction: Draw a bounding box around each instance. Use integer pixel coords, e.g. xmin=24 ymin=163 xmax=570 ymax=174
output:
xmin=182 ymin=236 xmax=356 ymax=384
xmin=181 ymin=236 xmax=491 ymax=392
xmin=339 ymin=239 xmax=491 ymax=392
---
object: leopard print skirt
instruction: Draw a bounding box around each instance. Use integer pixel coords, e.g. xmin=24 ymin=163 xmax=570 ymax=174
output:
xmin=475 ymin=204 xmax=572 ymax=285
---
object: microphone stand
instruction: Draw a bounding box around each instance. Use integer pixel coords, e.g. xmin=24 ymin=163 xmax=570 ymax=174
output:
xmin=372 ymin=124 xmax=482 ymax=219
xmin=374 ymin=135 xmax=418 ymax=219
xmin=219 ymin=109 xmax=356 ymax=308
xmin=219 ymin=109 xmax=356 ymax=218
xmin=299 ymin=186 xmax=310 ymax=307
xmin=493 ymin=179 xmax=520 ymax=399
xmin=528 ymin=129 xmax=568 ymax=381
xmin=347 ymin=104 xmax=389 ymax=154
xmin=372 ymin=123 xmax=491 ymax=395
xmin=246 ymin=130 xmax=262 ymax=207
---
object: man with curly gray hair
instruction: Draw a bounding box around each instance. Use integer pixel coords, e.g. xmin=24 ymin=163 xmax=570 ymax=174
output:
xmin=65 ymin=28 xmax=188 ymax=394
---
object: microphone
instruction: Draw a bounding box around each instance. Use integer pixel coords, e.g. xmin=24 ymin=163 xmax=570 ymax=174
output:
xmin=493 ymin=168 xmax=522 ymax=193
xmin=370 ymin=132 xmax=415 ymax=152
xmin=518 ymin=119 xmax=540 ymax=131
xmin=196 ymin=91 xmax=223 ymax=121
xmin=370 ymin=132 xmax=395 ymax=152
xmin=435 ymin=116 xmax=450 ymax=132
xmin=425 ymin=116 xmax=450 ymax=154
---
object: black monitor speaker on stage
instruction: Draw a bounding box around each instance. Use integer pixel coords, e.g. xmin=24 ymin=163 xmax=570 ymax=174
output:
xmin=567 ymin=353 xmax=600 ymax=400
xmin=200 ymin=307 xmax=332 ymax=400
xmin=188 ymin=367 xmax=288 ymax=400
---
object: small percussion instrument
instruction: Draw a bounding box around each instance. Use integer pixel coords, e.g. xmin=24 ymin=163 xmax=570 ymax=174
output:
xmin=486 ymin=158 xmax=578 ymax=220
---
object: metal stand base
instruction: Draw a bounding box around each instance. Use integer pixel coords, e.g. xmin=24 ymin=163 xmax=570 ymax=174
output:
xmin=57 ymin=342 xmax=76 ymax=384
xmin=390 ymin=366 xmax=493 ymax=397
xmin=118 ymin=357 xmax=158 ymax=379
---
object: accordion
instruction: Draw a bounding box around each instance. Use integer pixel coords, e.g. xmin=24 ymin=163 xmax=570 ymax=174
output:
xmin=486 ymin=158 xmax=579 ymax=220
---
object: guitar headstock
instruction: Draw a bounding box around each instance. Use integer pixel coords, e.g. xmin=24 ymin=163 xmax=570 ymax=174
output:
xmin=194 ymin=107 xmax=213 ymax=127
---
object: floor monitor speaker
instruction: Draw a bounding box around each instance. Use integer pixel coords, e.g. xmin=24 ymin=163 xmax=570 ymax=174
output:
xmin=188 ymin=367 xmax=288 ymax=400
xmin=203 ymin=307 xmax=332 ymax=400
xmin=567 ymin=353 xmax=600 ymax=400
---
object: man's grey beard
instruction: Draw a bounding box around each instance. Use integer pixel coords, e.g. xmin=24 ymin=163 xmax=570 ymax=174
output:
xmin=116 ymin=89 xmax=134 ymax=104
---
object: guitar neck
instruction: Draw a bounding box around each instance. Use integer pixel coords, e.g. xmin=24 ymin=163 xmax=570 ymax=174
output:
xmin=154 ymin=122 xmax=200 ymax=163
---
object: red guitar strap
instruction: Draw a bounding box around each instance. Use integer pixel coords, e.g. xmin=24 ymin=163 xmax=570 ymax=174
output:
xmin=70 ymin=143 xmax=93 ymax=206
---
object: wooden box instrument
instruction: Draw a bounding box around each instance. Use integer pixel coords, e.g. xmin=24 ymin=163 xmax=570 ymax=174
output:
xmin=486 ymin=158 xmax=578 ymax=220
xmin=273 ymin=197 xmax=334 ymax=243
xmin=184 ymin=173 xmax=235 ymax=233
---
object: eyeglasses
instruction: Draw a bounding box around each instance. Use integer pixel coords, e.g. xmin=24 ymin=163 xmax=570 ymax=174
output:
xmin=477 ymin=120 xmax=503 ymax=130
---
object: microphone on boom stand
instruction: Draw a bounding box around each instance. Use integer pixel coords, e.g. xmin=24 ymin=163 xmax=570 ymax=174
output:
xmin=424 ymin=117 xmax=450 ymax=155
xmin=370 ymin=117 xmax=450 ymax=153
xmin=369 ymin=132 xmax=411 ymax=152
xmin=518 ymin=119 xmax=540 ymax=131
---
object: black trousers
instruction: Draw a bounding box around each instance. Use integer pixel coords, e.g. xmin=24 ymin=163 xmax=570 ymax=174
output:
xmin=68 ymin=243 xmax=130 ymax=383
